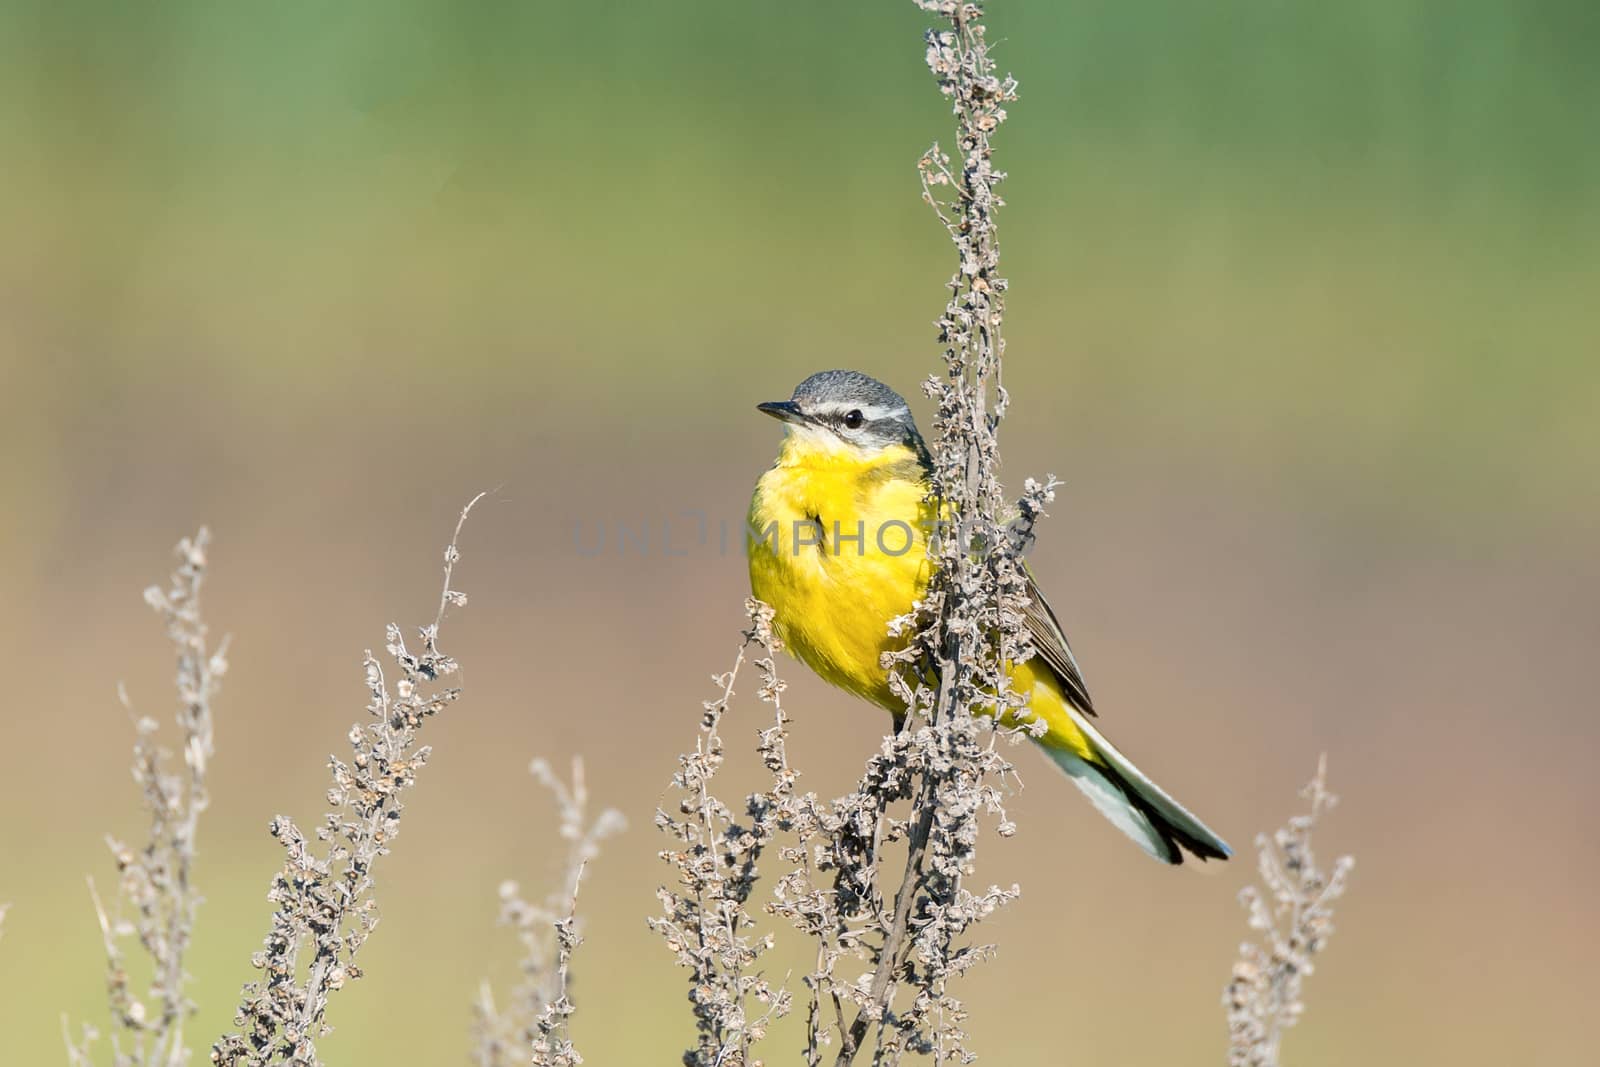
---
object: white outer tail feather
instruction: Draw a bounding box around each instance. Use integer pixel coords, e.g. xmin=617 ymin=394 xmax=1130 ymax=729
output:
xmin=1041 ymin=709 xmax=1232 ymax=864
xmin=1047 ymin=749 xmax=1176 ymax=862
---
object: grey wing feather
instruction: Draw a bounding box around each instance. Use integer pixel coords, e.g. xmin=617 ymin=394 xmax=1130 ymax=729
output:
xmin=1020 ymin=567 xmax=1097 ymax=716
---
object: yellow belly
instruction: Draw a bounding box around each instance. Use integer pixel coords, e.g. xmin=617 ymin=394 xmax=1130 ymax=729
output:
xmin=747 ymin=448 xmax=1094 ymax=762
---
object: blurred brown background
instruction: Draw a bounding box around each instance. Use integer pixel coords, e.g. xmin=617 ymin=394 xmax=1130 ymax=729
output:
xmin=2 ymin=1 xmax=1596 ymax=1064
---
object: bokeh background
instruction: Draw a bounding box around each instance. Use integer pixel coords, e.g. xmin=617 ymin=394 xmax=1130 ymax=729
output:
xmin=3 ymin=1 xmax=1596 ymax=1063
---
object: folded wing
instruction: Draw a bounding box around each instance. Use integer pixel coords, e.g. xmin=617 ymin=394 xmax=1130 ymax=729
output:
xmin=1020 ymin=566 xmax=1097 ymax=716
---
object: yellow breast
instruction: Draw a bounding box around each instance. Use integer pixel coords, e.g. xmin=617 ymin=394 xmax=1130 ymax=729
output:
xmin=748 ymin=436 xmax=1097 ymax=761
xmin=747 ymin=440 xmax=933 ymax=710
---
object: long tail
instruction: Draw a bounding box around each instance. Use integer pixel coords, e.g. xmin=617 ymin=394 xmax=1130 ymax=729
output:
xmin=1043 ymin=738 xmax=1232 ymax=865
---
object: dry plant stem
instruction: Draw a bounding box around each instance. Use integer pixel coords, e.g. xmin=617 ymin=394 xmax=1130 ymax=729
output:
xmin=529 ymin=895 xmax=584 ymax=1067
xmin=659 ymin=5 xmax=1049 ymax=1065
xmin=1225 ymin=757 xmax=1354 ymax=1067
xmin=210 ymin=494 xmax=484 ymax=1067
xmin=65 ymin=528 xmax=228 ymax=1067
xmin=473 ymin=758 xmax=624 ymax=1067
xmin=835 ymin=3 xmax=1039 ymax=1063
xmin=652 ymin=601 xmax=793 ymax=1067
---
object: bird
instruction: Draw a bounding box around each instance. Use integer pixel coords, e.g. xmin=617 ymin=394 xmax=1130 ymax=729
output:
xmin=746 ymin=369 xmax=1231 ymax=864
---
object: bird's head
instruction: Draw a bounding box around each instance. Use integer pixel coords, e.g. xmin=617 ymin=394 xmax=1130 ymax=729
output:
xmin=758 ymin=370 xmax=926 ymax=462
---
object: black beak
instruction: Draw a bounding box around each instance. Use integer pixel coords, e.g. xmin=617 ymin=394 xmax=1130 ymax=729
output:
xmin=757 ymin=400 xmax=805 ymax=424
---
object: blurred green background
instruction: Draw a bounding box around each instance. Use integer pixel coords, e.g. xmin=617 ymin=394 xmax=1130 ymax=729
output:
xmin=2 ymin=1 xmax=1596 ymax=1063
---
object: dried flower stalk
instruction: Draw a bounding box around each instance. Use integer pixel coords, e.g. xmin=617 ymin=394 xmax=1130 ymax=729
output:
xmin=651 ymin=599 xmax=796 ymax=1067
xmin=210 ymin=494 xmax=484 ymax=1067
xmin=473 ymin=757 xmax=625 ymax=1067
xmin=65 ymin=528 xmax=228 ymax=1067
xmin=1225 ymin=756 xmax=1354 ymax=1067
xmin=830 ymin=4 xmax=1045 ymax=1060
xmin=655 ymin=4 xmax=1052 ymax=1064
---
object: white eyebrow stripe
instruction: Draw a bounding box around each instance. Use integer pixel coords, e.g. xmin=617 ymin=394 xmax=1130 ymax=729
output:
xmin=811 ymin=401 xmax=908 ymax=421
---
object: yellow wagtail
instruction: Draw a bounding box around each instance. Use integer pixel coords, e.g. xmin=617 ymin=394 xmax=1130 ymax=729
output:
xmin=747 ymin=369 xmax=1230 ymax=864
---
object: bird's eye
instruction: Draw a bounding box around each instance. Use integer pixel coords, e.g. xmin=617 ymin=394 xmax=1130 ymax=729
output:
xmin=843 ymin=409 xmax=864 ymax=430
